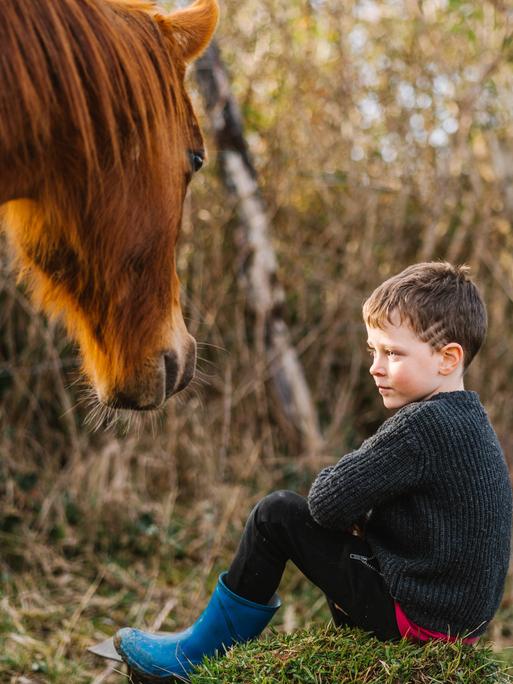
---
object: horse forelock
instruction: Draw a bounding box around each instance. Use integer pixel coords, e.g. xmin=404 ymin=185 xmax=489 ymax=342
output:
xmin=0 ymin=0 xmax=191 ymax=189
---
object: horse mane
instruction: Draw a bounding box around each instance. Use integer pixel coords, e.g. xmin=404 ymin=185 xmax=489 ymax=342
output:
xmin=0 ymin=0 xmax=187 ymax=190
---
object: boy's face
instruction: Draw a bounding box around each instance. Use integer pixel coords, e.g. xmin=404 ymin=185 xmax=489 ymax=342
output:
xmin=365 ymin=311 xmax=447 ymax=410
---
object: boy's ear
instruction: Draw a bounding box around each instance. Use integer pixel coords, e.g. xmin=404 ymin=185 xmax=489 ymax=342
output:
xmin=438 ymin=343 xmax=464 ymax=375
xmin=156 ymin=0 xmax=219 ymax=63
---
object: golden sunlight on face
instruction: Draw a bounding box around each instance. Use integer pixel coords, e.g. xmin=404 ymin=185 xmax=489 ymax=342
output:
xmin=365 ymin=312 xmax=448 ymax=410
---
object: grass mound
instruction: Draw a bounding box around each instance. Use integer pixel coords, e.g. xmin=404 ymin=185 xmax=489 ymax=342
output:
xmin=191 ymin=625 xmax=513 ymax=684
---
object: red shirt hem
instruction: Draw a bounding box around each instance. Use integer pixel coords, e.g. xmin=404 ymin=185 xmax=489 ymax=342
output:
xmin=394 ymin=601 xmax=480 ymax=645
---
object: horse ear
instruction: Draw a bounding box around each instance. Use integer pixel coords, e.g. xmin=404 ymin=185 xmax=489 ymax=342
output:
xmin=158 ymin=0 xmax=219 ymax=63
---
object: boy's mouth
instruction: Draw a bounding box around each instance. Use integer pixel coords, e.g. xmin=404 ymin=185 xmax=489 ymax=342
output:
xmin=377 ymin=385 xmax=393 ymax=393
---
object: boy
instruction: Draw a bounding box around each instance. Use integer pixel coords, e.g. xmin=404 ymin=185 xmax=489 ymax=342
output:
xmin=109 ymin=262 xmax=512 ymax=681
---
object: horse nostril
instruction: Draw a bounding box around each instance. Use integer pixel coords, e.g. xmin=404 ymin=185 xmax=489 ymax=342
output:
xmin=164 ymin=351 xmax=179 ymax=397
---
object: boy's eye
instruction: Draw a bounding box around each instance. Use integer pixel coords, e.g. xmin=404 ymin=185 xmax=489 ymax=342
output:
xmin=367 ymin=347 xmax=375 ymax=356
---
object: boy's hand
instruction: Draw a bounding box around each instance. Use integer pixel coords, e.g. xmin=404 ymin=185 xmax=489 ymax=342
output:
xmin=346 ymin=513 xmax=370 ymax=538
xmin=347 ymin=523 xmax=365 ymax=538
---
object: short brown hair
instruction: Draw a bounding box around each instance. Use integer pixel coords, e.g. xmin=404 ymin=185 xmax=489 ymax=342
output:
xmin=362 ymin=262 xmax=487 ymax=369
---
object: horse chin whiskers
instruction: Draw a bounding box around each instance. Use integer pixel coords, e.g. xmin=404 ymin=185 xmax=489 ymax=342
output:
xmin=85 ymin=395 xmax=163 ymax=435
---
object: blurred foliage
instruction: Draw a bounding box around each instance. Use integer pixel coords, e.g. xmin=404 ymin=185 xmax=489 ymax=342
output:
xmin=1 ymin=0 xmax=513 ymax=681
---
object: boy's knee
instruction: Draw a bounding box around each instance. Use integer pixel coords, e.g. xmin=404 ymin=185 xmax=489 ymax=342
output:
xmin=254 ymin=490 xmax=306 ymax=524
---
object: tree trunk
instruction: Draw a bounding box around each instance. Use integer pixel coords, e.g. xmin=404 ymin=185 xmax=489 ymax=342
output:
xmin=195 ymin=42 xmax=323 ymax=453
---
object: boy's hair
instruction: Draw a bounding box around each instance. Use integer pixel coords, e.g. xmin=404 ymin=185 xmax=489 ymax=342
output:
xmin=362 ymin=261 xmax=487 ymax=369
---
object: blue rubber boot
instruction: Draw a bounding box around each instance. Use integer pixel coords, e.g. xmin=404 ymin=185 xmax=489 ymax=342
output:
xmin=114 ymin=572 xmax=281 ymax=682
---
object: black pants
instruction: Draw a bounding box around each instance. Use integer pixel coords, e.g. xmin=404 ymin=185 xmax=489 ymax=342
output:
xmin=225 ymin=490 xmax=401 ymax=642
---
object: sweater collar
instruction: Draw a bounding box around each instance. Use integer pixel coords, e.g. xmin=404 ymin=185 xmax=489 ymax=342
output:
xmin=425 ymin=390 xmax=479 ymax=403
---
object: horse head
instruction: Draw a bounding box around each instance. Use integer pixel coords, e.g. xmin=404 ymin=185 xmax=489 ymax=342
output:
xmin=0 ymin=0 xmax=218 ymax=411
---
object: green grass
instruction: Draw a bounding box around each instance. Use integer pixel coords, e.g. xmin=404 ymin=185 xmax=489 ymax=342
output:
xmin=191 ymin=625 xmax=513 ymax=684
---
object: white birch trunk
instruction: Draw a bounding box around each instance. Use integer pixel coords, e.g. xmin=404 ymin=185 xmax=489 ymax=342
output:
xmin=195 ymin=43 xmax=323 ymax=452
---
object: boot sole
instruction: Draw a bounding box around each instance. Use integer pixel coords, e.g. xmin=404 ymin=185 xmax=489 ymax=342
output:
xmin=128 ymin=668 xmax=186 ymax=683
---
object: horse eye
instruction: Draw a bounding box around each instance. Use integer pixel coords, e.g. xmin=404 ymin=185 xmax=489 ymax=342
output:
xmin=188 ymin=149 xmax=204 ymax=173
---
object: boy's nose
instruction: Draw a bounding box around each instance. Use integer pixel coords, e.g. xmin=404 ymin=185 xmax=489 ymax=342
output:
xmin=370 ymin=361 xmax=385 ymax=376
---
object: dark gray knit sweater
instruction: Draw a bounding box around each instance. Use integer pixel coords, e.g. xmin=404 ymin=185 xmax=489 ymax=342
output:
xmin=308 ymin=391 xmax=512 ymax=636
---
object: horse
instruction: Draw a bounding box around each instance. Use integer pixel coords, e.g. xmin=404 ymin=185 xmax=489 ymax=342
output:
xmin=0 ymin=0 xmax=219 ymax=412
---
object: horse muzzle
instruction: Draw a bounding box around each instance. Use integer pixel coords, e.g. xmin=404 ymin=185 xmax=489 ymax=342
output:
xmin=102 ymin=335 xmax=197 ymax=411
